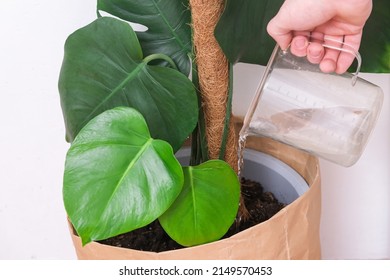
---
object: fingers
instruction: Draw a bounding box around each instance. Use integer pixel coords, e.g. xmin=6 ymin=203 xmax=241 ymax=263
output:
xmin=290 ymin=33 xmax=327 ymax=66
xmin=267 ymin=23 xmax=360 ymax=74
xmin=335 ymin=33 xmax=362 ymax=74
xmin=288 ymin=34 xmax=358 ymax=74
xmin=335 ymin=50 xmax=355 ymax=74
xmin=307 ymin=43 xmax=325 ymax=64
xmin=266 ymin=18 xmax=292 ymax=51
xmin=290 ymin=35 xmax=309 ymax=57
xmin=306 ymin=32 xmax=325 ymax=64
xmin=319 ymin=35 xmax=344 ymax=73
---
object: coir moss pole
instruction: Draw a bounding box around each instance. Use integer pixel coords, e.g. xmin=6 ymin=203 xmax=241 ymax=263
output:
xmin=189 ymin=0 xmax=237 ymax=172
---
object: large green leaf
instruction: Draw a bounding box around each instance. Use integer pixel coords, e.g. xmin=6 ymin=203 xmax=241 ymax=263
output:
xmin=97 ymin=0 xmax=192 ymax=76
xmin=359 ymin=0 xmax=390 ymax=72
xmin=215 ymin=0 xmax=284 ymax=65
xmin=64 ymin=107 xmax=184 ymax=245
xmin=159 ymin=160 xmax=240 ymax=246
xmin=59 ymin=17 xmax=198 ymax=151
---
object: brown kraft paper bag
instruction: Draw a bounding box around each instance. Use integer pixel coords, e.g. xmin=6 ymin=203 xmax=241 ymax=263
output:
xmin=68 ymin=136 xmax=321 ymax=259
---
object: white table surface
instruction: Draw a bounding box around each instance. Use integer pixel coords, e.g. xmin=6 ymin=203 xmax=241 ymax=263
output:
xmin=1 ymin=0 xmax=389 ymax=260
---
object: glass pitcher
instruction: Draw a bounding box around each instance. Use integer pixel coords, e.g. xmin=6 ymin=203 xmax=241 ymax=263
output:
xmin=240 ymin=40 xmax=384 ymax=167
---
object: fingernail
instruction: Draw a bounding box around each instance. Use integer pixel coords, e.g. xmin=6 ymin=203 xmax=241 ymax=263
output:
xmin=294 ymin=38 xmax=307 ymax=49
xmin=309 ymin=49 xmax=322 ymax=58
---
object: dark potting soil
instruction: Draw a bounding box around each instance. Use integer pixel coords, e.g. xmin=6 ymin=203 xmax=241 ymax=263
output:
xmin=98 ymin=177 xmax=286 ymax=252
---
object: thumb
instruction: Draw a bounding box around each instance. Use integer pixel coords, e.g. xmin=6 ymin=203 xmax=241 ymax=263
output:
xmin=267 ymin=18 xmax=292 ymax=50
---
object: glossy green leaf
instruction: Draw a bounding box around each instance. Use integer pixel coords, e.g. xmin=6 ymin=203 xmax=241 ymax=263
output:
xmin=63 ymin=107 xmax=184 ymax=245
xmin=97 ymin=0 xmax=192 ymax=76
xmin=159 ymin=160 xmax=240 ymax=246
xmin=359 ymin=0 xmax=390 ymax=72
xmin=215 ymin=0 xmax=284 ymax=65
xmin=59 ymin=17 xmax=198 ymax=151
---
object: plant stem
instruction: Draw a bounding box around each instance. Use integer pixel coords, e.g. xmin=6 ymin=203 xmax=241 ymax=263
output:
xmin=143 ymin=53 xmax=178 ymax=70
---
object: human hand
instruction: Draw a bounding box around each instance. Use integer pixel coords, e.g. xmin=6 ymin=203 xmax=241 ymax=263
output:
xmin=267 ymin=0 xmax=372 ymax=73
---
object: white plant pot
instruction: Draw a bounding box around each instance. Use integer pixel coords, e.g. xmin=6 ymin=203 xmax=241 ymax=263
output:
xmin=176 ymin=147 xmax=309 ymax=204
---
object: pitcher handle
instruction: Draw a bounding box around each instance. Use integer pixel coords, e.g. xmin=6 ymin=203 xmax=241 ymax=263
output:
xmin=318 ymin=35 xmax=362 ymax=86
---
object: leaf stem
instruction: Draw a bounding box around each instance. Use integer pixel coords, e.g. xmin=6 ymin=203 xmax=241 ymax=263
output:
xmin=143 ymin=54 xmax=178 ymax=70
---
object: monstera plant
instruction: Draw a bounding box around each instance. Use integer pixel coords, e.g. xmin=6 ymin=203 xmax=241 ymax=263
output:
xmin=59 ymin=0 xmax=389 ymax=247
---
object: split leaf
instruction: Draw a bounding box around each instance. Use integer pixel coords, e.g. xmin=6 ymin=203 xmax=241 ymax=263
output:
xmin=59 ymin=17 xmax=198 ymax=151
xmin=63 ymin=107 xmax=184 ymax=245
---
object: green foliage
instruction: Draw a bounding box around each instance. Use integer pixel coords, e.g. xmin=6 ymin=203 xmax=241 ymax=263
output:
xmin=63 ymin=107 xmax=184 ymax=245
xmin=97 ymin=0 xmax=192 ymax=76
xmin=63 ymin=107 xmax=240 ymax=246
xmin=359 ymin=0 xmax=390 ymax=72
xmin=159 ymin=160 xmax=240 ymax=246
xmin=59 ymin=17 xmax=198 ymax=151
xmin=215 ymin=0 xmax=284 ymax=65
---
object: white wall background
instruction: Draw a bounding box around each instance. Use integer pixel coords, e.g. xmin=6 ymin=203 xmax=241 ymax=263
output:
xmin=0 ymin=0 xmax=389 ymax=259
